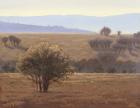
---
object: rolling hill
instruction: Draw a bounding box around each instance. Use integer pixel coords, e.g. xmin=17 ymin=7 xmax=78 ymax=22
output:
xmin=0 ymin=13 xmax=140 ymax=33
xmin=0 ymin=21 xmax=90 ymax=33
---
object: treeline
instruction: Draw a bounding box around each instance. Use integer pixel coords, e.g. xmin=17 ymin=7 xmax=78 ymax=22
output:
xmin=73 ymin=29 xmax=140 ymax=73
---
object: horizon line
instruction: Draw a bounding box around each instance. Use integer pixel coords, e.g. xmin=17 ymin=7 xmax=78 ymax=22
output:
xmin=0 ymin=12 xmax=139 ymax=17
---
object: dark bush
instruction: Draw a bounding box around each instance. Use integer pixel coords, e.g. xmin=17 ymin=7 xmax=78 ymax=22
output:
xmin=100 ymin=27 xmax=111 ymax=36
xmin=73 ymin=58 xmax=136 ymax=73
xmin=89 ymin=38 xmax=113 ymax=50
xmin=0 ymin=59 xmax=16 ymax=73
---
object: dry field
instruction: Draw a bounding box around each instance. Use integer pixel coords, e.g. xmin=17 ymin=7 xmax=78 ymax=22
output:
xmin=0 ymin=33 xmax=111 ymax=61
xmin=1 ymin=33 xmax=140 ymax=108
xmin=0 ymin=33 xmax=138 ymax=63
xmin=0 ymin=73 xmax=140 ymax=108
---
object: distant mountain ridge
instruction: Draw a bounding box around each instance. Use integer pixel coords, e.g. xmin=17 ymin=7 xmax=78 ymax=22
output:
xmin=0 ymin=13 xmax=139 ymax=33
xmin=0 ymin=21 xmax=90 ymax=33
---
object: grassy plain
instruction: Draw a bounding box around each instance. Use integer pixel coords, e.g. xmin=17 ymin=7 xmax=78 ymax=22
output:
xmin=0 ymin=73 xmax=140 ymax=108
xmin=0 ymin=33 xmax=109 ymax=61
xmin=0 ymin=33 xmax=140 ymax=108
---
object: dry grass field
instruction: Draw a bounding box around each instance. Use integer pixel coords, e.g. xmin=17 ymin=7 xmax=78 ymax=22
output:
xmin=0 ymin=33 xmax=139 ymax=63
xmin=0 ymin=33 xmax=140 ymax=108
xmin=0 ymin=73 xmax=140 ymax=108
xmin=0 ymin=33 xmax=111 ymax=61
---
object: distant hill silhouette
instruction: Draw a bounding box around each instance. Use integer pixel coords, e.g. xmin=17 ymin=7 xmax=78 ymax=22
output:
xmin=0 ymin=21 xmax=90 ymax=33
xmin=0 ymin=13 xmax=139 ymax=33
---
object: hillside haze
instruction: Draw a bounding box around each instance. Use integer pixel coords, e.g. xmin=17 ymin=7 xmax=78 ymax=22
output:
xmin=0 ymin=13 xmax=139 ymax=33
xmin=0 ymin=21 xmax=90 ymax=33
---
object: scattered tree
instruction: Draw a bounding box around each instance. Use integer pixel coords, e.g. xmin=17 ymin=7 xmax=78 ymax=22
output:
xmin=17 ymin=42 xmax=73 ymax=92
xmin=88 ymin=36 xmax=137 ymax=73
xmin=100 ymin=27 xmax=111 ymax=36
xmin=112 ymin=43 xmax=126 ymax=54
xmin=8 ymin=35 xmax=21 ymax=47
xmin=1 ymin=35 xmax=22 ymax=48
xmin=115 ymin=37 xmax=137 ymax=54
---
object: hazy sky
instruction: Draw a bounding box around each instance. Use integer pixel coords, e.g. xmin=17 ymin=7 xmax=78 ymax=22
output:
xmin=0 ymin=0 xmax=140 ymax=16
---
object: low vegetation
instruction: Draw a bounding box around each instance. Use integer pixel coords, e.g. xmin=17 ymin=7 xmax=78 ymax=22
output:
xmin=74 ymin=58 xmax=136 ymax=73
xmin=0 ymin=59 xmax=16 ymax=72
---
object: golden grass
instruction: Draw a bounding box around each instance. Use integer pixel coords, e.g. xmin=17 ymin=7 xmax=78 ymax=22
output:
xmin=0 ymin=73 xmax=140 ymax=108
xmin=0 ymin=33 xmax=140 ymax=108
xmin=0 ymin=33 xmax=139 ymax=62
xmin=0 ymin=33 xmax=111 ymax=61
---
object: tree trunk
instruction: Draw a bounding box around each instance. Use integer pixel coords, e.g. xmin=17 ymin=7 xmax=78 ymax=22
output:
xmin=38 ymin=77 xmax=43 ymax=92
xmin=42 ymin=76 xmax=49 ymax=92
